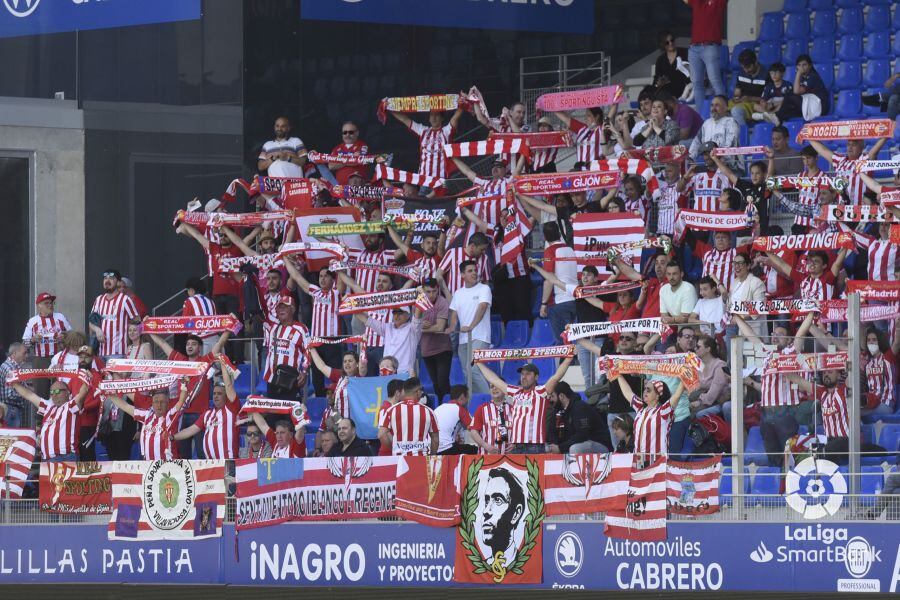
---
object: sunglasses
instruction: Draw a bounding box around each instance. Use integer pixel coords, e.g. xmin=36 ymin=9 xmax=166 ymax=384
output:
xmin=50 ymin=389 xmax=66 ymax=395
xmin=246 ymin=431 xmax=260 ymax=437
xmin=620 ymin=336 xmax=636 ymax=342
xmin=102 ymin=272 xmax=117 ymax=278
xmin=342 ymin=130 xmax=357 ymax=135
xmin=664 ymin=38 xmax=675 ymax=44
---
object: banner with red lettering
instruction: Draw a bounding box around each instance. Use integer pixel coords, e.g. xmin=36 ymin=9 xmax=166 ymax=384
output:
xmin=763 ymin=352 xmax=849 ymax=376
xmin=542 ymin=453 xmax=632 ymax=515
xmin=604 ymin=457 xmax=668 ymax=542
xmin=104 ymin=359 xmax=209 ymax=377
xmin=666 ymin=456 xmax=721 ymax=516
xmin=0 ymin=428 xmax=36 ymax=498
xmin=281 ymin=179 xmax=324 ymax=210
xmin=846 ymin=280 xmax=900 ymax=301
xmin=141 ymin=315 xmax=242 ymax=336
xmin=752 ymin=231 xmax=855 ymax=252
xmin=488 ymin=130 xmax=572 ymax=149
xmin=305 ymin=335 xmax=365 ymax=348
xmin=797 ymin=118 xmax=895 ymax=142
xmin=879 ymin=189 xmax=900 ymax=207
xmin=678 ymin=209 xmax=752 ymax=231
xmin=234 ymin=457 xmax=398 ymax=529
xmin=291 ymin=206 xmax=362 ymax=271
xmin=454 ymin=455 xmax=544 ymax=584
xmin=395 ymin=455 xmax=461 ymax=527
xmin=471 ymin=345 xmax=574 ymax=364
xmin=512 ymin=170 xmax=619 ymax=195
xmin=572 ymin=280 xmax=643 ymax=299
xmin=40 ymin=461 xmax=113 ymax=514
xmin=535 ymin=85 xmax=624 ymax=112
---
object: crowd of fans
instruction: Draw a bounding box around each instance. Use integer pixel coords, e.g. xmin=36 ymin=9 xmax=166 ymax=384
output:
xmin=1 ymin=3 xmax=899 ymax=517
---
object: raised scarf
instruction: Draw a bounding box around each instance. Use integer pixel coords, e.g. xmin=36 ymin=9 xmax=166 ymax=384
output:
xmin=797 ymin=119 xmax=894 ymax=142
xmin=751 ymin=231 xmax=855 ymax=252
xmin=471 ymin=345 xmax=574 ymax=363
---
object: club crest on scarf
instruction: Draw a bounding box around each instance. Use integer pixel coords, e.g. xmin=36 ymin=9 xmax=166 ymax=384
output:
xmin=426 ymin=455 xmax=443 ymax=503
xmin=455 ymin=456 xmax=543 ymax=584
xmin=327 ymin=456 xmax=374 ymax=492
xmin=560 ymin=453 xmax=612 ymax=498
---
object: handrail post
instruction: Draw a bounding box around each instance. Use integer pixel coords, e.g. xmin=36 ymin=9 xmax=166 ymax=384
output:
xmin=730 ymin=336 xmax=745 ymax=515
xmin=847 ymin=292 xmax=861 ymax=510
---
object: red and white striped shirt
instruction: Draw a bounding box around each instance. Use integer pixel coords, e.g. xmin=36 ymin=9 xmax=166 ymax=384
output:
xmin=261 ymin=291 xmax=286 ymax=345
xmin=569 ymin=119 xmax=606 ymax=164
xmin=438 ymin=247 xmax=490 ymax=296
xmin=405 ymin=249 xmax=442 ymax=281
xmin=865 ymin=352 xmax=895 ymax=409
xmin=263 ymin=322 xmax=310 ymax=383
xmin=800 ymin=274 xmax=833 ymax=301
xmin=382 ymin=399 xmax=438 ymax=455
xmin=656 ymin=180 xmax=683 ymax=236
xmin=90 ymin=292 xmax=139 ymax=357
xmin=134 ymin=406 xmax=179 ymax=460
xmin=630 ymin=394 xmax=673 ymax=457
xmin=196 ymin=402 xmax=239 ymax=459
xmin=505 ymin=384 xmax=548 ymax=445
xmin=686 ymin=170 xmax=729 ymax=211
xmin=793 ymin=169 xmax=822 ymax=227
xmin=409 ymin=122 xmax=454 ymax=180
xmin=472 ymin=176 xmax=512 ymax=230
xmin=867 ymin=239 xmax=898 ymax=282
xmin=761 ymin=347 xmax=802 ymax=407
xmin=350 ymin=249 xmax=394 ymax=294
xmin=327 ymin=369 xmax=353 ymax=420
xmin=308 ymin=284 xmax=341 ymax=337
xmin=365 ymin=309 xmax=389 ymax=348
xmin=182 ymin=294 xmax=216 ymax=338
xmin=38 ymin=398 xmax=80 ymax=459
xmin=22 ymin=312 xmax=71 ymax=358
xmin=531 ymin=147 xmax=559 ymax=171
xmin=818 ymin=385 xmax=849 ymax=438
xmin=471 ymin=401 xmax=508 ymax=454
xmin=831 ymin=154 xmax=867 ymax=206
xmin=703 ymin=248 xmax=737 ymax=291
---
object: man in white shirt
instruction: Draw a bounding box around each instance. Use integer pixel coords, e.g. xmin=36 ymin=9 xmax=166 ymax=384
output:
xmin=688 ymin=96 xmax=740 ymax=163
xmin=257 ymin=116 xmax=306 ymax=177
xmin=363 ymin=306 xmax=423 ymax=376
xmin=540 ymin=222 xmax=578 ymax=345
xmin=448 ymin=260 xmax=493 ymax=395
xmin=659 ymin=262 xmax=698 ymax=326
xmin=434 ymin=385 xmax=474 ymax=454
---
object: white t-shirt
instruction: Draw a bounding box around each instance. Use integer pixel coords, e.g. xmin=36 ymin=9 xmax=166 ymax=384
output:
xmin=692 ymin=297 xmax=725 ymax=335
xmin=260 ymin=137 xmax=305 ymax=178
xmin=433 ymin=402 xmax=471 ymax=452
xmin=366 ymin=316 xmax=423 ymax=377
xmin=449 ymin=283 xmax=493 ymax=344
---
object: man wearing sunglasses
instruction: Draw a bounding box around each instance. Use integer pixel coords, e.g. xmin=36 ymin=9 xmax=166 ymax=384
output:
xmin=239 ymin=422 xmax=272 ymax=459
xmin=328 ymin=121 xmax=370 ymax=185
xmin=11 ymin=377 xmax=89 ymax=462
xmin=89 ymin=269 xmax=139 ymax=361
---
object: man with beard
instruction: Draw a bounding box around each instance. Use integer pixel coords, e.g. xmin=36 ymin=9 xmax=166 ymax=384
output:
xmin=481 ymin=467 xmax=526 ymax=568
xmin=257 ymin=116 xmax=307 ymax=177
xmin=387 ymin=228 xmax=445 ymax=283
xmin=89 ymin=269 xmax=139 ymax=360
xmin=347 ymin=234 xmax=394 ymax=336
xmin=181 ymin=278 xmax=217 ymax=355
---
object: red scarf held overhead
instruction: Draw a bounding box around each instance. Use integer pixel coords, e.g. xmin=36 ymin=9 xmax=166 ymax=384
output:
xmin=488 ymin=130 xmax=572 ymax=149
xmin=443 ymin=139 xmax=531 ymax=162
xmin=373 ymin=164 xmax=444 ymax=189
xmin=376 ymin=92 xmax=476 ymax=124
xmin=471 ymin=345 xmax=574 ymax=363
xmin=796 ymin=118 xmax=894 ymax=142
xmin=304 ymin=151 xmax=377 ymax=166
xmin=512 ymin=170 xmax=619 ymax=195
xmin=752 ymin=231 xmax=855 ymax=252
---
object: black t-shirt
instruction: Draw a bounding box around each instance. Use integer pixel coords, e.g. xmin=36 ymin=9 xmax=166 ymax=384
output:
xmin=607 ymin=351 xmax=643 ymax=414
xmin=576 ymin=296 xmax=607 ymax=324
xmin=735 ymin=65 xmax=770 ymax=99
xmin=735 ymin=178 xmax=770 ymax=232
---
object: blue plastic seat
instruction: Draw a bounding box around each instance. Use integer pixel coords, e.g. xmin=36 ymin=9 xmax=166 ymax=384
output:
xmin=835 ymin=60 xmax=862 ymax=89
xmin=233 ymin=363 xmax=253 ymax=398
xmin=810 ymin=0 xmax=833 ymax=7
xmin=838 ymin=7 xmax=864 ymax=34
xmin=862 ymin=0 xmax=891 ymax=5
xmin=750 ymin=122 xmax=774 ymax=147
xmin=783 ymin=0 xmax=808 ymax=12
xmin=256 ymin=377 xmax=267 ymax=394
xmin=468 ymin=393 xmax=490 ymax=415
xmin=812 ymin=9 xmax=837 ymax=36
xmin=819 ymin=64 xmax=835 ymax=89
xmin=417 ymin=360 xmax=434 ymax=394
xmin=700 ymin=97 xmax=712 ymax=119
xmin=865 ymin=5 xmax=890 ymax=31
xmin=864 ymin=59 xmax=891 ymax=87
xmin=878 ymin=423 xmax=900 ymax=452
xmin=860 ymin=466 xmax=885 ymax=506
xmin=893 ymin=34 xmax=900 ymax=58
xmin=719 ymin=44 xmax=730 ymax=74
xmin=785 ymin=13 xmax=811 ymax=38
xmin=783 ymin=38 xmax=808 ymax=64
xmin=751 ymin=467 xmax=784 ymax=506
xmin=836 ymin=33 xmax=863 ymax=60
xmin=864 ymin=31 xmax=891 ymax=58
xmin=306 ymin=396 xmax=327 ymax=424
xmin=449 ymin=356 xmax=466 ymax=386
xmin=758 ymin=12 xmax=784 ymax=41
xmin=532 ymin=358 xmax=557 ymax=384
xmin=744 ymin=426 xmax=769 ymax=466
xmin=894 ymin=6 xmax=900 ymax=30
xmin=835 ymin=0 xmax=860 ymax=6
xmin=501 ymin=359 xmax=526 ymax=383
xmin=528 ymin=319 xmax=555 ymax=347
xmin=490 ymin=320 xmax=502 ymax=348
xmin=810 ymin=36 xmax=837 ymax=62
xmin=502 ymin=319 xmax=529 ymax=348
xmin=757 ymin=40 xmax=782 ymax=66
xmin=835 ymin=89 xmax=863 ymax=117
xmin=719 ymin=468 xmax=751 ymax=507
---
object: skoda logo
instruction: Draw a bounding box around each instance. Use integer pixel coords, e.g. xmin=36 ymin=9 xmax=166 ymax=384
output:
xmin=554 ymin=531 xmax=583 ymax=578
xmin=785 ymin=457 xmax=846 ymax=519
xmin=3 ymin=0 xmax=40 ymax=17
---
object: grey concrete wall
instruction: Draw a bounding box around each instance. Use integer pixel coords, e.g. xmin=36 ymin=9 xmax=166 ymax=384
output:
xmin=0 ymin=97 xmax=86 ymax=330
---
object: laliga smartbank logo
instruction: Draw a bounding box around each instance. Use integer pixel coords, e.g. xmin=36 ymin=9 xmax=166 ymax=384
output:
xmin=785 ymin=457 xmax=846 ymax=519
xmin=3 ymin=0 xmax=40 ymax=17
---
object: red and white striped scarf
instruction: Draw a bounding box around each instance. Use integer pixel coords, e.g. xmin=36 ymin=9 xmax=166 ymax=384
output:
xmin=329 ymin=259 xmax=422 ymax=281
xmin=218 ymin=253 xmax=280 ymax=274
xmin=305 ymin=335 xmax=365 ymax=348
xmin=5 ymin=368 xmax=89 ymax=386
xmin=488 ymin=130 xmax=572 ymax=149
xmin=763 ymin=352 xmax=849 ymax=376
xmin=591 ymin=157 xmax=661 ymax=198
xmin=443 ymin=139 xmax=531 ymax=161
xmin=513 ymin=170 xmax=619 ymax=195
xmin=797 ymin=118 xmax=894 ymax=142
xmin=573 ymin=280 xmax=643 ymax=299
xmin=141 ymin=315 xmax=243 ymax=335
xmin=373 ymin=164 xmax=443 ymax=189
xmin=222 ymin=178 xmax=258 ymax=202
xmin=207 ymin=210 xmax=293 ymax=228
xmin=104 ymin=359 xmax=210 ymax=377
xmin=97 ymin=375 xmax=178 ymax=395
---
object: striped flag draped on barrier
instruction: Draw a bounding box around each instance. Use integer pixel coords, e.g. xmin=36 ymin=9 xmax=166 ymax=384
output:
xmin=0 ymin=428 xmax=36 ymax=498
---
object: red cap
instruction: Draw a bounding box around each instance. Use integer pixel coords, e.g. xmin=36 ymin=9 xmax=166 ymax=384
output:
xmin=277 ymin=294 xmax=295 ymax=308
xmin=35 ymin=292 xmax=56 ymax=305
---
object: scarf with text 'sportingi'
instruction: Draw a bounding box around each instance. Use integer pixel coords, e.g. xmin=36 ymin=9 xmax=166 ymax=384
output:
xmin=535 ymin=84 xmax=624 ymax=113
xmin=471 ymin=345 xmax=574 ymax=364
xmin=752 ymin=231 xmax=855 ymax=252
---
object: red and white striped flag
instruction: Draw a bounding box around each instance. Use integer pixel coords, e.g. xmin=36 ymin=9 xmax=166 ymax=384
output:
xmin=373 ymin=164 xmax=444 ymax=189
xmin=0 ymin=428 xmax=36 ymax=498
xmin=591 ymin=156 xmax=661 ymax=198
xmin=542 ymin=453 xmax=632 ymax=515
xmin=443 ymin=139 xmax=531 ymax=161
xmin=572 ymin=212 xmax=645 ymax=273
xmin=604 ymin=457 xmax=668 ymax=541
xmin=666 ymin=456 xmax=722 ymax=515
xmin=108 ymin=460 xmax=225 ymax=541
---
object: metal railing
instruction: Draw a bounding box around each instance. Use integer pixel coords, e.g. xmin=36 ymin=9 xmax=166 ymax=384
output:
xmin=519 ymin=51 xmax=611 ymax=126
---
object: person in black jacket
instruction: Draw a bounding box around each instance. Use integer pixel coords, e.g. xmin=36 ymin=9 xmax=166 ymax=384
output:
xmin=327 ymin=418 xmax=373 ymax=457
xmin=547 ymin=382 xmax=608 ymax=454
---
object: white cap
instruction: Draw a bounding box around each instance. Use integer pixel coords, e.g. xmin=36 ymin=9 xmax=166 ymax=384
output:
xmin=205 ymin=198 xmax=223 ymax=213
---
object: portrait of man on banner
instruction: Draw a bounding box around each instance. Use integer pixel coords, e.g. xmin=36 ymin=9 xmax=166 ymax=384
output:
xmin=455 ymin=455 xmax=543 ymax=585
